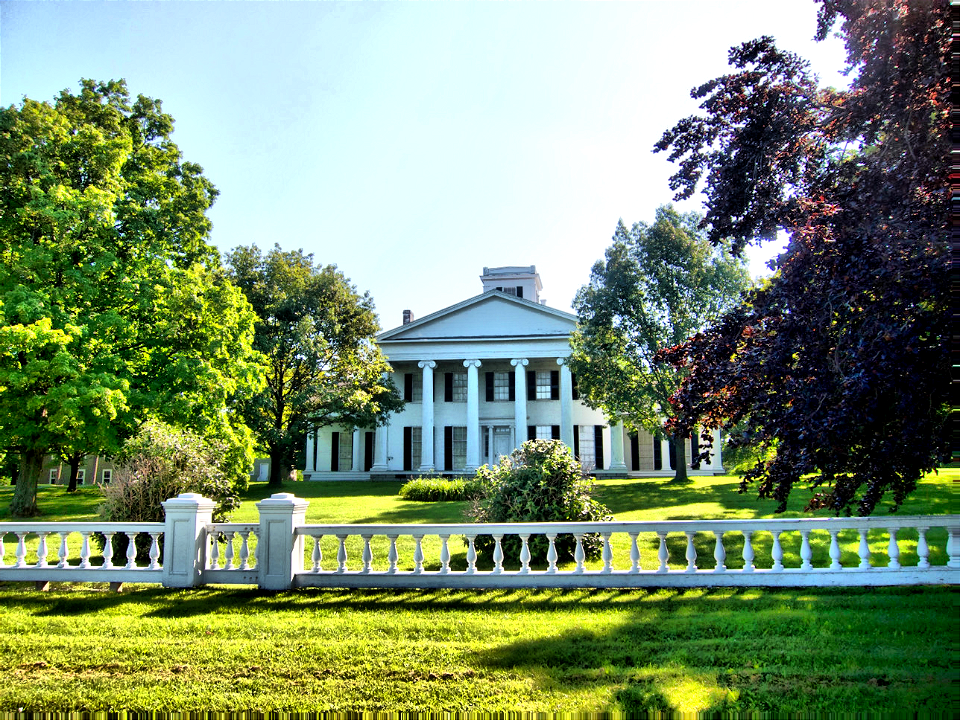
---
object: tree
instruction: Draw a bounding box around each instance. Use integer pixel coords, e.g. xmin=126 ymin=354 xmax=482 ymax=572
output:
xmin=0 ymin=79 xmax=264 ymax=516
xmin=653 ymin=1 xmax=948 ymax=513
xmin=226 ymin=244 xmax=403 ymax=486
xmin=568 ymin=206 xmax=750 ymax=482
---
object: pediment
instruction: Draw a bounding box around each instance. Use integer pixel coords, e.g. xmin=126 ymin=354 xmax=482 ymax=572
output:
xmin=379 ymin=292 xmax=576 ymax=343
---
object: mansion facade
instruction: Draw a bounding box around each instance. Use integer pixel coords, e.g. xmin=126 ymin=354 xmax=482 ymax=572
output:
xmin=303 ymin=266 xmax=722 ymax=480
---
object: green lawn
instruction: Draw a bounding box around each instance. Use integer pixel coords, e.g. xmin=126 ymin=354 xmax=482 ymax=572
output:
xmin=1 ymin=471 xmax=957 ymax=715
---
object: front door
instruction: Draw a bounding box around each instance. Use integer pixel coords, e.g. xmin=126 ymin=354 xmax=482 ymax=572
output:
xmin=493 ymin=426 xmax=513 ymax=462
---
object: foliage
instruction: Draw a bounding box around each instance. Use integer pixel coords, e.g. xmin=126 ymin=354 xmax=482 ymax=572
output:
xmin=468 ymin=439 xmax=611 ymax=563
xmin=0 ymin=79 xmax=263 ymax=516
xmin=226 ymin=244 xmax=403 ymax=486
xmin=398 ymin=475 xmax=486 ymax=502
xmin=654 ymin=1 xmax=948 ymax=514
xmin=568 ymin=205 xmax=750 ymax=482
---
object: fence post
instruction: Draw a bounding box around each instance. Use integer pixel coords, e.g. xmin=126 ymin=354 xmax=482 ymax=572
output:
xmin=256 ymin=493 xmax=309 ymax=590
xmin=161 ymin=493 xmax=216 ymax=588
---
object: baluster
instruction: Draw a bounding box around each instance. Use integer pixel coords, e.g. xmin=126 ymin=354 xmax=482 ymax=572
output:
xmin=887 ymin=527 xmax=900 ymax=570
xmin=519 ymin=534 xmax=531 ymax=574
xmin=656 ymin=531 xmax=668 ymax=573
xmin=387 ymin=535 xmax=399 ymax=574
xmin=492 ymin=535 xmax=504 ymax=575
xmin=251 ymin=529 xmax=258 ymax=568
xmin=629 ymin=532 xmax=641 ymax=573
xmin=413 ymin=535 xmax=425 ymax=575
xmin=800 ymin=530 xmax=813 ymax=571
xmin=57 ymin=532 xmax=70 ymax=569
xmin=574 ymin=535 xmax=586 ymax=574
xmin=78 ymin=531 xmax=92 ymax=569
xmin=713 ymin=531 xmax=727 ymax=573
xmin=916 ymin=527 xmax=930 ymax=569
xmin=741 ymin=530 xmax=754 ymax=573
xmin=15 ymin=532 xmax=27 ymax=568
xmin=858 ymin=529 xmax=871 ymax=569
xmin=828 ymin=530 xmax=842 ymax=570
xmin=336 ymin=534 xmax=348 ymax=573
xmin=439 ymin=535 xmax=451 ymax=574
xmin=209 ymin=532 xmax=220 ymax=570
xmin=948 ymin=525 xmax=960 ymax=568
xmin=465 ymin=535 xmax=477 ymax=574
xmin=601 ymin=533 xmax=613 ymax=574
xmin=35 ymin=532 xmax=49 ymax=568
xmin=546 ymin=533 xmax=558 ymax=574
xmin=684 ymin=532 xmax=697 ymax=573
xmin=124 ymin=532 xmax=137 ymax=569
xmin=148 ymin=533 xmax=162 ymax=570
xmin=102 ymin=532 xmax=115 ymax=570
xmin=238 ymin=531 xmax=251 ymax=571
xmin=311 ymin=535 xmax=323 ymax=572
xmin=361 ymin=535 xmax=373 ymax=574
xmin=224 ymin=532 xmax=236 ymax=570
xmin=771 ymin=531 xmax=783 ymax=572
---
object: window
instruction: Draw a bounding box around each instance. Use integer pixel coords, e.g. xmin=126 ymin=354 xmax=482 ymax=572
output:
xmin=48 ymin=469 xmax=59 ymax=483
xmin=493 ymin=372 xmax=510 ymax=400
xmin=76 ymin=469 xmax=85 ymax=485
xmin=577 ymin=426 xmax=596 ymax=469
xmin=452 ymin=427 xmax=467 ymax=469
xmin=535 ymin=425 xmax=553 ymax=440
xmin=339 ymin=433 xmax=354 ymax=471
xmin=535 ymin=371 xmax=553 ymax=399
xmin=404 ymin=373 xmax=422 ymax=402
xmin=101 ymin=469 xmax=112 ymax=483
xmin=451 ymin=372 xmax=467 ymax=402
xmin=404 ymin=426 xmax=422 ymax=471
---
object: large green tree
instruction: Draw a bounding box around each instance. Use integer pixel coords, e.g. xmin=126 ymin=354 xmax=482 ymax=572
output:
xmin=0 ymin=79 xmax=263 ymax=516
xmin=568 ymin=206 xmax=750 ymax=482
xmin=654 ymin=0 xmax=948 ymax=513
xmin=226 ymin=244 xmax=403 ymax=486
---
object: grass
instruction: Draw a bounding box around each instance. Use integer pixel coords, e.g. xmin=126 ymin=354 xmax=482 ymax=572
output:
xmin=0 ymin=470 xmax=957 ymax=714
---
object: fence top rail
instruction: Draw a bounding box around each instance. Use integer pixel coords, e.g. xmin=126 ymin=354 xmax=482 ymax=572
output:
xmin=295 ymin=514 xmax=959 ymax=537
xmin=0 ymin=522 xmax=166 ymax=534
xmin=207 ymin=523 xmax=259 ymax=532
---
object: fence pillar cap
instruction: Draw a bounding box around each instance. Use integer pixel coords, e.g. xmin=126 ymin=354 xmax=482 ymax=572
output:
xmin=256 ymin=493 xmax=309 ymax=511
xmin=162 ymin=493 xmax=217 ymax=510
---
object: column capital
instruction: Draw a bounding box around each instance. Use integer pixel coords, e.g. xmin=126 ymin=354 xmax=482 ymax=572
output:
xmin=418 ymin=360 xmax=437 ymax=370
xmin=510 ymin=358 xmax=529 ymax=368
xmin=463 ymin=359 xmax=482 ymax=369
xmin=556 ymin=356 xmax=569 ymax=367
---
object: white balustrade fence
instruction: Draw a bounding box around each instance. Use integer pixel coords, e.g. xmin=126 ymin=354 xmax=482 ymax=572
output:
xmin=0 ymin=492 xmax=957 ymax=590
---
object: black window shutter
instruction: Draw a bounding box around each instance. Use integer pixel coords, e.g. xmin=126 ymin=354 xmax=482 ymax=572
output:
xmin=331 ymin=432 xmax=340 ymax=472
xmin=654 ymin=434 xmax=662 ymax=471
xmin=404 ymin=373 xmax=413 ymax=402
xmin=595 ymin=426 xmax=604 ymax=470
xmin=527 ymin=371 xmax=536 ymax=400
xmin=403 ymin=427 xmax=412 ymax=471
xmin=485 ymin=372 xmax=494 ymax=401
xmin=630 ymin=433 xmax=640 ymax=470
xmin=572 ymin=374 xmax=580 ymax=400
xmin=508 ymin=372 xmax=515 ymax=401
xmin=528 ymin=425 xmax=536 ymax=441
xmin=444 ymin=426 xmax=453 ymax=471
xmin=444 ymin=373 xmax=453 ymax=402
xmin=364 ymin=432 xmax=374 ymax=471
xmin=691 ymin=432 xmax=700 ymax=469
xmin=516 ymin=286 xmax=523 ymax=299
xmin=573 ymin=425 xmax=580 ymax=458
xmin=550 ymin=370 xmax=559 ymax=400
xmin=551 ymin=425 xmax=560 ymax=440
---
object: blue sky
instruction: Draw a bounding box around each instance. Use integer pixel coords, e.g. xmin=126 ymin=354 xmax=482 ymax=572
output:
xmin=1 ymin=1 xmax=847 ymax=331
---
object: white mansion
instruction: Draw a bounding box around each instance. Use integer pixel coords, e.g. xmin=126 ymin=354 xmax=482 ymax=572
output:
xmin=302 ymin=265 xmax=722 ymax=480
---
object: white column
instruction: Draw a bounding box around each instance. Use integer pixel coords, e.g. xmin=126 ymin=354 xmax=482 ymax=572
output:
xmin=352 ymin=429 xmax=363 ymax=472
xmin=161 ymin=493 xmax=216 ymax=588
xmin=711 ymin=428 xmax=723 ymax=471
xmin=557 ymin=358 xmax=574 ymax=451
xmin=511 ymin=358 xmax=528 ymax=447
xmin=371 ymin=425 xmax=389 ymax=472
xmin=609 ymin=421 xmax=627 ymax=471
xmin=464 ymin=359 xmax=482 ymax=470
xmin=256 ymin=492 xmax=309 ymax=591
xmin=418 ymin=360 xmax=436 ymax=472
xmin=305 ymin=430 xmax=316 ymax=474
xmin=661 ymin=437 xmax=672 ymax=471
xmin=486 ymin=424 xmax=495 ymax=466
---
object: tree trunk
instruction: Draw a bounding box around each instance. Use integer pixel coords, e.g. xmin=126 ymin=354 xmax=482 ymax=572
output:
xmin=9 ymin=449 xmax=44 ymax=517
xmin=268 ymin=445 xmax=285 ymax=487
xmin=67 ymin=454 xmax=82 ymax=492
xmin=670 ymin=435 xmax=690 ymax=483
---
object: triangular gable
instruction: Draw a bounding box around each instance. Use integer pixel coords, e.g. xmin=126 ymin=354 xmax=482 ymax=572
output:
xmin=379 ymin=292 xmax=576 ymax=342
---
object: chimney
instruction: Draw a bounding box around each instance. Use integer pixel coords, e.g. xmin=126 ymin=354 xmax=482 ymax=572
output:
xmin=402 ymin=309 xmax=415 ymax=325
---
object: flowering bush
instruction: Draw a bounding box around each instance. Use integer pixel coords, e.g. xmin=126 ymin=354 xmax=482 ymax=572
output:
xmin=399 ymin=476 xmax=486 ymax=502
xmin=468 ymin=439 xmax=611 ymax=564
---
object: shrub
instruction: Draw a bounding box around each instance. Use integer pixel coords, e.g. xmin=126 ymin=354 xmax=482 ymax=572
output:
xmin=399 ymin=476 xmax=486 ymax=502
xmin=97 ymin=421 xmax=240 ymax=562
xmin=468 ymin=439 xmax=612 ymax=564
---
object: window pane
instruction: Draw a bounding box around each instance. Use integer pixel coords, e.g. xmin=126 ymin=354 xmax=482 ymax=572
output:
xmin=578 ymin=426 xmax=596 ymax=469
xmin=535 ymin=371 xmax=552 ymax=400
xmin=493 ymin=372 xmax=510 ymax=400
xmin=411 ymin=427 xmax=422 ymax=468
xmin=339 ymin=433 xmax=353 ymax=470
xmin=411 ymin=374 xmax=423 ymax=403
xmin=452 ymin=372 xmax=467 ymax=402
xmin=453 ymin=426 xmax=467 ymax=468
xmin=535 ymin=425 xmax=552 ymax=440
